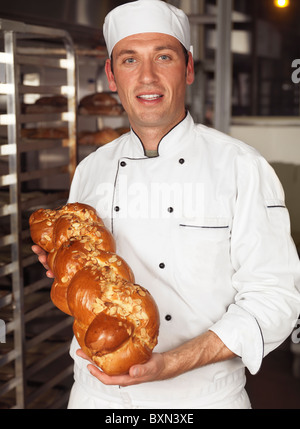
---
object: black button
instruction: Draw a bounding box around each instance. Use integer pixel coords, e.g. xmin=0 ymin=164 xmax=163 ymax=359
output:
xmin=179 ymin=158 xmax=185 ymax=164
xmin=165 ymin=315 xmax=172 ymax=322
xmin=120 ymin=161 xmax=127 ymax=167
xmin=114 ymin=206 xmax=120 ymax=212
xmin=168 ymin=207 xmax=174 ymax=213
xmin=159 ymin=263 xmax=165 ymax=269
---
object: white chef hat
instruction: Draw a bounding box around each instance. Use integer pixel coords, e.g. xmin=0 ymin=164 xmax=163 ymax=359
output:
xmin=103 ymin=0 xmax=192 ymax=58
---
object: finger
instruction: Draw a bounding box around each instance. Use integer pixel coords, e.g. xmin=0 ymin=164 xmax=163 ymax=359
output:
xmin=32 ymin=245 xmax=54 ymax=276
xmin=40 ymin=257 xmax=53 ymax=277
xmin=32 ymin=245 xmax=47 ymax=266
xmin=129 ymin=365 xmax=145 ymax=378
xmin=76 ymin=348 xmax=94 ymax=364
xmin=32 ymin=245 xmax=46 ymax=256
xmin=87 ymin=365 xmax=134 ymax=386
xmin=82 ymin=358 xmax=137 ymax=386
xmin=75 ymin=349 xmax=131 ymax=385
xmin=38 ymin=253 xmax=48 ymax=266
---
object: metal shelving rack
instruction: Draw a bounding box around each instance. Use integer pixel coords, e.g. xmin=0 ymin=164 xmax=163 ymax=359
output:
xmin=0 ymin=19 xmax=77 ymax=409
xmin=185 ymin=0 xmax=233 ymax=134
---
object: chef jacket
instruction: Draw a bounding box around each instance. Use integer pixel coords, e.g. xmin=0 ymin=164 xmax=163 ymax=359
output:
xmin=67 ymin=112 xmax=300 ymax=408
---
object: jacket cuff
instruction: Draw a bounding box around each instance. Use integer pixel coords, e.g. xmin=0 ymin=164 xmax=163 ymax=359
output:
xmin=210 ymin=304 xmax=264 ymax=375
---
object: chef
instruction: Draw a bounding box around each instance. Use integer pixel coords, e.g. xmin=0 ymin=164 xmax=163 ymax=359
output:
xmin=33 ymin=0 xmax=300 ymax=409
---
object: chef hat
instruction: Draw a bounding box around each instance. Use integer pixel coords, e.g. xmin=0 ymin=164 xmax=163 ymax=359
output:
xmin=103 ymin=0 xmax=192 ymax=57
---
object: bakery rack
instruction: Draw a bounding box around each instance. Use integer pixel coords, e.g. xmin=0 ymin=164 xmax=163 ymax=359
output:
xmin=0 ymin=19 xmax=77 ymax=409
xmin=75 ymin=48 xmax=129 ymax=163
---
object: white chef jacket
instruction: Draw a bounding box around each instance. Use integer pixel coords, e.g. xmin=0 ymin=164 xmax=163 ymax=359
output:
xmin=67 ymin=112 xmax=300 ymax=409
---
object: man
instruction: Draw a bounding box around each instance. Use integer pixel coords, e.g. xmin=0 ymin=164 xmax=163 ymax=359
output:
xmin=33 ymin=0 xmax=300 ymax=409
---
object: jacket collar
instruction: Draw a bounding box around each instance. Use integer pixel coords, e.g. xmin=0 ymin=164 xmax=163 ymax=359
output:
xmin=129 ymin=111 xmax=194 ymax=158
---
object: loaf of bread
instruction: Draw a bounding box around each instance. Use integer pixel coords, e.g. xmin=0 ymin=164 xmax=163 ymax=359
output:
xmin=78 ymin=127 xmax=130 ymax=146
xmin=21 ymin=127 xmax=69 ymax=139
xmin=78 ymin=128 xmax=120 ymax=146
xmin=23 ymin=96 xmax=68 ymax=114
xmin=35 ymin=95 xmax=68 ymax=107
xmin=79 ymin=92 xmax=124 ymax=116
xmin=29 ymin=203 xmax=159 ymax=375
xmin=80 ymin=93 xmax=118 ymax=107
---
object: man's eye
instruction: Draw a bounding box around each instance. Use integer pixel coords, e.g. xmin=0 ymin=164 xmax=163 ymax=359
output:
xmin=159 ymin=55 xmax=171 ymax=61
xmin=124 ymin=58 xmax=136 ymax=64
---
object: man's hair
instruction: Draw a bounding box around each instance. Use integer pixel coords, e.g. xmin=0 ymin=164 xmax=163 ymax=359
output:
xmin=110 ymin=44 xmax=189 ymax=75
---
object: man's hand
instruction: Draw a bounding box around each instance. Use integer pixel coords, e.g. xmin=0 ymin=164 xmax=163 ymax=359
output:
xmin=76 ymin=331 xmax=236 ymax=387
xmin=32 ymin=245 xmax=54 ymax=278
xmin=76 ymin=349 xmax=167 ymax=387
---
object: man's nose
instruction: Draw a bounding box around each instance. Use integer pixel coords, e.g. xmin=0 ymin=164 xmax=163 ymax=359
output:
xmin=138 ymin=60 xmax=158 ymax=84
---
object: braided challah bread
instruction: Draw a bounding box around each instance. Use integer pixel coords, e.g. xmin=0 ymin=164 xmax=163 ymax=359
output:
xmin=29 ymin=203 xmax=160 ymax=375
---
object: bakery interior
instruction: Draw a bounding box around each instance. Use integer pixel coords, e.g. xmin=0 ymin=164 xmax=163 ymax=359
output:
xmin=0 ymin=0 xmax=300 ymax=409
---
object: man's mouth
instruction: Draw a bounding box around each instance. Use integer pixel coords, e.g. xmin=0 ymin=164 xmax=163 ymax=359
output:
xmin=137 ymin=94 xmax=163 ymax=101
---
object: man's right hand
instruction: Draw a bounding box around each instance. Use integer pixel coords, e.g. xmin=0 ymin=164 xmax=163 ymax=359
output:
xmin=32 ymin=245 xmax=54 ymax=278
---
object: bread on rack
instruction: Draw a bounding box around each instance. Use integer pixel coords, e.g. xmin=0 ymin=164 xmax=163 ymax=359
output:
xmin=80 ymin=93 xmax=118 ymax=107
xmin=29 ymin=203 xmax=160 ymax=375
xmin=23 ymin=95 xmax=68 ymax=114
xmin=35 ymin=95 xmax=68 ymax=107
xmin=78 ymin=127 xmax=130 ymax=146
xmin=78 ymin=128 xmax=120 ymax=146
xmin=79 ymin=92 xmax=124 ymax=116
xmin=21 ymin=127 xmax=69 ymax=139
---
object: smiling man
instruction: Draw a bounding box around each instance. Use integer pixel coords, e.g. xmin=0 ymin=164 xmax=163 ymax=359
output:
xmin=105 ymin=32 xmax=194 ymax=150
xmin=33 ymin=0 xmax=300 ymax=410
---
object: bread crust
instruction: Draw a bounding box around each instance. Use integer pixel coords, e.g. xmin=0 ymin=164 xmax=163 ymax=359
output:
xmin=29 ymin=203 xmax=160 ymax=375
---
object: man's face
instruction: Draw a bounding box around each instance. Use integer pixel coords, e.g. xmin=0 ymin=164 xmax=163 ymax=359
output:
xmin=105 ymin=33 xmax=194 ymax=133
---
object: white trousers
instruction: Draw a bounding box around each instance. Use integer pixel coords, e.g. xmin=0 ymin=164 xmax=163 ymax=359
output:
xmin=67 ymin=380 xmax=252 ymax=410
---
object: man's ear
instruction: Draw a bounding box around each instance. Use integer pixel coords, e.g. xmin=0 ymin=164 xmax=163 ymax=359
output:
xmin=186 ymin=52 xmax=195 ymax=86
xmin=105 ymin=59 xmax=117 ymax=92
